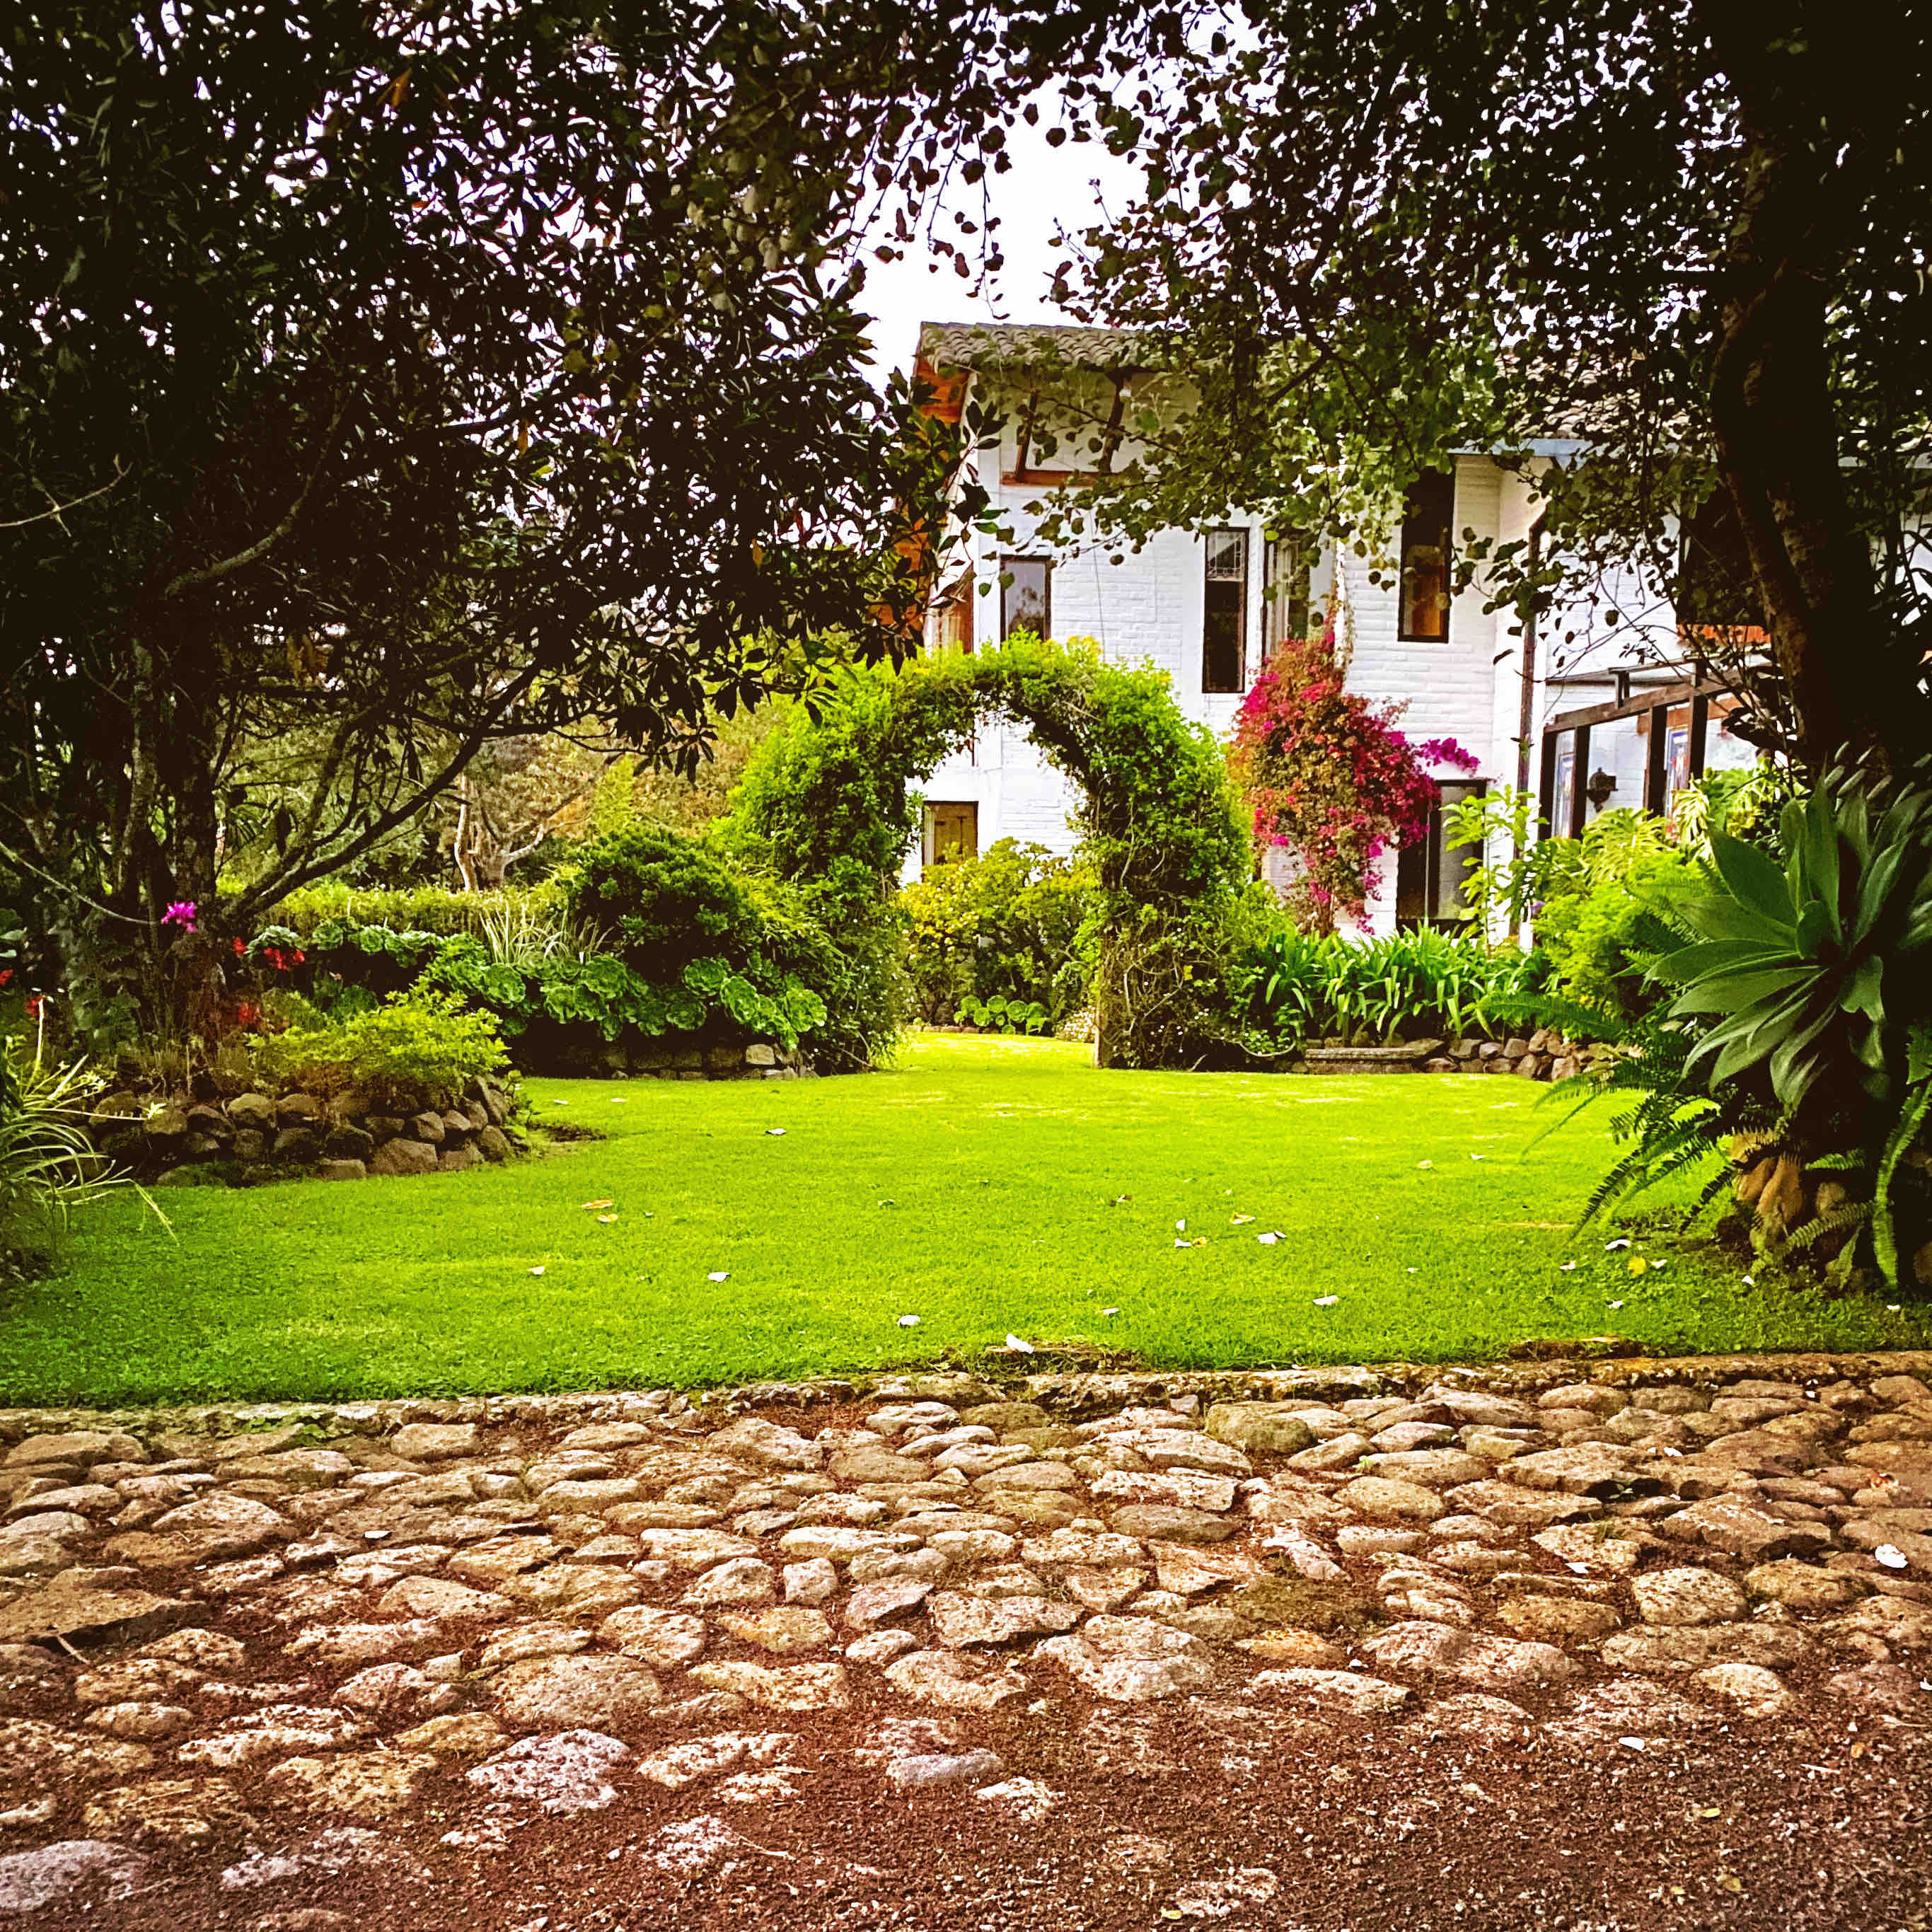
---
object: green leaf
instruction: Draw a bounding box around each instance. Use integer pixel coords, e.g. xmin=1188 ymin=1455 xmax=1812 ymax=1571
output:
xmin=1710 ymin=833 xmax=1795 ymax=927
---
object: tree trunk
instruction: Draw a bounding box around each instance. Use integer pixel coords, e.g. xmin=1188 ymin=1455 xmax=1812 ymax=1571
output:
xmin=1697 ymin=4 xmax=1918 ymax=773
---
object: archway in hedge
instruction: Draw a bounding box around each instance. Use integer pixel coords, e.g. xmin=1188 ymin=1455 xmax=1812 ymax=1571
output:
xmin=722 ymin=637 xmax=1253 ymax=1068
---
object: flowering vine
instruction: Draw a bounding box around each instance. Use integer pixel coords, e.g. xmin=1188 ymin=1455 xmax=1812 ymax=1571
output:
xmin=1230 ymin=627 xmax=1478 ymax=932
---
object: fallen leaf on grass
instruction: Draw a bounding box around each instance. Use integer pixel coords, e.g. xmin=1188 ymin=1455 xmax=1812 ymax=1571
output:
xmin=596 ymin=1214 xmax=618 ymax=1225
xmin=1629 ymin=1255 xmax=1648 ymax=1276
xmin=1230 ymin=1213 xmax=1254 ymax=1226
xmin=1604 ymin=1238 xmax=1631 ymax=1251
xmin=1416 ymin=1160 xmax=1433 ymax=1170
xmin=1256 ymin=1232 xmax=1282 ymax=1246
xmin=898 ymin=1315 xmax=921 ymax=1329
xmin=707 ymin=1271 xmax=730 ymax=1283
xmin=1312 ymin=1295 xmax=1338 ymax=1307
xmin=1101 ymin=1307 xmax=1119 ymax=1317
xmin=582 ymin=1198 xmax=615 ymax=1211
xmin=528 ymin=1266 xmax=545 ymax=1277
xmin=765 ymin=1128 xmax=787 ymax=1138
xmin=1004 ymin=1334 xmax=1036 ymax=1353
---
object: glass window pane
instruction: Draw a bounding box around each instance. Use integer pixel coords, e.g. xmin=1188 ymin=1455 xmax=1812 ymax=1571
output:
xmin=1000 ymin=557 xmax=1051 ymax=641
xmin=1261 ymin=536 xmax=1310 ymax=656
xmin=1203 ymin=529 xmax=1248 ymax=692
xmin=1398 ymin=470 xmax=1454 ymax=642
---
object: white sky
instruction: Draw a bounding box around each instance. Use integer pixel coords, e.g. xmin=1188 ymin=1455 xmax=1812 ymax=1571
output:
xmin=850 ymin=111 xmax=1143 ymax=380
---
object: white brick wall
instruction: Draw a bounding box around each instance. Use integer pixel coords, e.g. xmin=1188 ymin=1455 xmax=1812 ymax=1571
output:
xmin=914 ymin=406 xmax=1713 ymax=912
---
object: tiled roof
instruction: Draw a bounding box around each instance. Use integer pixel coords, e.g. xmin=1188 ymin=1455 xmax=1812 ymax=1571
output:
xmin=916 ymin=321 xmax=1142 ymax=372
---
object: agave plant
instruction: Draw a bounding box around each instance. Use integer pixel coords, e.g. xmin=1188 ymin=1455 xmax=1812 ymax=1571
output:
xmin=1658 ymin=769 xmax=1932 ymax=1124
xmin=1602 ymin=763 xmax=1932 ymax=1283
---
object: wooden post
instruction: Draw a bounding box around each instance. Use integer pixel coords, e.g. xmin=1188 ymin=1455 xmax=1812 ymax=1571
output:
xmin=1643 ymin=702 xmax=1670 ymax=816
xmin=1568 ymin=723 xmax=1591 ymax=837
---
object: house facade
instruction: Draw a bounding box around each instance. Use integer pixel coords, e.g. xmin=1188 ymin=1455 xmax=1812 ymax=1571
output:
xmin=910 ymin=321 xmax=1758 ymax=932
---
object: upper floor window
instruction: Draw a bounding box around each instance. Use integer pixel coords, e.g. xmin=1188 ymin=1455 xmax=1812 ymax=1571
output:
xmin=1260 ymin=534 xmax=1312 ymax=659
xmin=1000 ymin=557 xmax=1051 ymax=642
xmin=1397 ymin=468 xmax=1455 ymax=642
xmin=1203 ymin=527 xmax=1249 ymax=693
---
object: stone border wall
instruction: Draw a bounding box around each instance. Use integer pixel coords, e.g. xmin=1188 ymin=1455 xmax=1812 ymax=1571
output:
xmin=1276 ymin=1027 xmax=1597 ymax=1081
xmin=5 ymin=1348 xmax=1927 ymax=1440
xmin=85 ymin=1075 xmax=526 ymax=1188
xmin=613 ymin=1039 xmax=813 ymax=1082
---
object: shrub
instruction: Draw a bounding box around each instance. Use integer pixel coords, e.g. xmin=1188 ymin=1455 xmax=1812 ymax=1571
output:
xmin=266 ymin=881 xmax=567 ymax=942
xmin=955 ymin=994 xmax=1052 ymax=1036
xmin=903 ymin=840 xmax=1092 ymax=1026
xmin=250 ymin=993 xmax=511 ymax=1113
xmin=568 ymin=826 xmax=776 ymax=982
xmin=1242 ymin=926 xmax=1546 ymax=1047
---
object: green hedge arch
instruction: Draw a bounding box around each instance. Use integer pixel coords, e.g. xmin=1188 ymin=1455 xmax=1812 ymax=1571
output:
xmin=723 ymin=637 xmax=1253 ymax=1068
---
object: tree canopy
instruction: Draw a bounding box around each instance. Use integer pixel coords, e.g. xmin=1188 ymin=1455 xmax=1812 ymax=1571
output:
xmin=1025 ymin=0 xmax=1931 ymax=772
xmin=0 ymin=0 xmax=1082 ymax=1021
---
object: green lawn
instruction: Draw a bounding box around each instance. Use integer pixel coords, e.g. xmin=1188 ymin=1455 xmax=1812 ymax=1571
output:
xmin=4 ymin=1034 xmax=1923 ymax=1405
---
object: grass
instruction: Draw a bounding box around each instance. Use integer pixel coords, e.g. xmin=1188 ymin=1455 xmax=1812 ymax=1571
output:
xmin=4 ymin=1033 xmax=1924 ymax=1406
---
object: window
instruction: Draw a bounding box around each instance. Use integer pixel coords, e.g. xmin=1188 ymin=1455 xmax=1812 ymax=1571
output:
xmin=925 ymin=802 xmax=978 ymax=866
xmin=1260 ymin=534 xmax=1312 ymax=659
xmin=936 ymin=572 xmax=974 ymax=655
xmin=1397 ymin=468 xmax=1455 ymax=642
xmin=1394 ymin=780 xmax=1485 ymax=926
xmin=1203 ymin=528 xmax=1249 ymax=693
xmin=999 ymin=557 xmax=1051 ymax=642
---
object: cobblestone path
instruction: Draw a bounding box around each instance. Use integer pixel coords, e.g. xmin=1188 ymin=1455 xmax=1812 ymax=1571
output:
xmin=0 ymin=1353 xmax=1928 ymax=1930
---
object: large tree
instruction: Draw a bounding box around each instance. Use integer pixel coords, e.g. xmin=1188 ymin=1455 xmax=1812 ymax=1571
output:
xmin=0 ymin=1 xmax=1054 ymax=1029
xmin=1025 ymin=0 xmax=1931 ymax=773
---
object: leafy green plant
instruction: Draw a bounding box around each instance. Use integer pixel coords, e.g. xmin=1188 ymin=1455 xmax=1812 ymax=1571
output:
xmin=1539 ymin=763 xmax=1932 ymax=1287
xmin=250 ymin=993 xmax=511 ymax=1113
xmin=1660 ymin=774 xmax=1932 ymax=1123
xmin=1242 ymin=926 xmax=1544 ymax=1047
xmin=955 ymin=993 xmax=1051 ymax=1036
xmin=903 ymin=840 xmax=1092 ymax=1026
xmin=1 ymin=1035 xmax=157 ymax=1276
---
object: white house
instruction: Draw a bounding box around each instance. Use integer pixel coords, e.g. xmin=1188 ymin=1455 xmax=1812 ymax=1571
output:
xmin=910 ymin=320 xmax=1759 ymax=932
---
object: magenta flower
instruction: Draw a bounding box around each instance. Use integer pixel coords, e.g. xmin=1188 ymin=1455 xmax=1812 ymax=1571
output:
xmin=162 ymin=901 xmax=198 ymax=932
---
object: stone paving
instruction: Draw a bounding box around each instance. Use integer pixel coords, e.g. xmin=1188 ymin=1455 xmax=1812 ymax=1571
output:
xmin=0 ymin=1354 xmax=1928 ymax=1927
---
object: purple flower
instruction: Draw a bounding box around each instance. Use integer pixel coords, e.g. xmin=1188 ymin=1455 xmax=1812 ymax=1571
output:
xmin=162 ymin=901 xmax=198 ymax=932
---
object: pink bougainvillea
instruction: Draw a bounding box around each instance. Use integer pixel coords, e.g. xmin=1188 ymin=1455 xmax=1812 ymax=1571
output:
xmin=1230 ymin=627 xmax=1477 ymax=932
